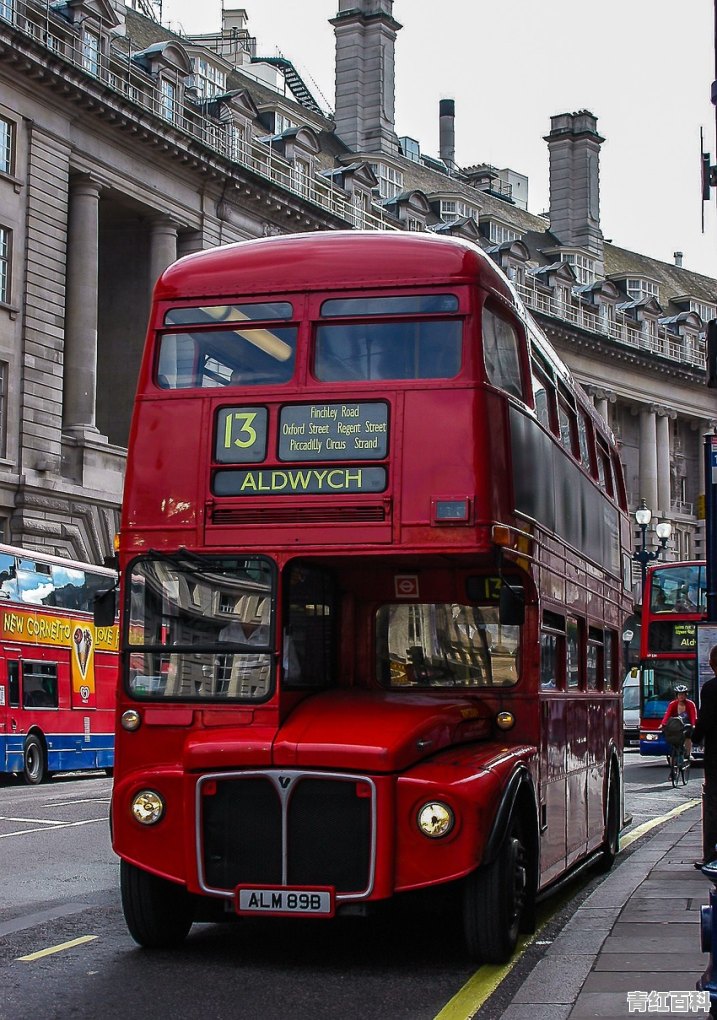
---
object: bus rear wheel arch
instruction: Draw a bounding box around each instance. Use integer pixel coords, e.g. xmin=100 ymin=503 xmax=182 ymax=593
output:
xmin=23 ymin=733 xmax=47 ymax=786
xmin=120 ymin=859 xmax=194 ymax=948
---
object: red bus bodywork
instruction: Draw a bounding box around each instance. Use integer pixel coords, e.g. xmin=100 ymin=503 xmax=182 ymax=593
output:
xmin=111 ymin=232 xmax=630 ymax=960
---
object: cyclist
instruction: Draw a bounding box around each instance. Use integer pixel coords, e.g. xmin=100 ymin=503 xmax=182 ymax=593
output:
xmin=661 ymin=684 xmax=697 ymax=759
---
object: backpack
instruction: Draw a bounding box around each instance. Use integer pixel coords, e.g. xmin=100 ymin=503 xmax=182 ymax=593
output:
xmin=663 ymin=716 xmax=685 ymax=746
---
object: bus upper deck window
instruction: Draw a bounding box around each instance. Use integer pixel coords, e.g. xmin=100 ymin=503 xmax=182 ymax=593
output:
xmin=481 ymin=307 xmax=523 ymax=398
xmin=315 ymin=294 xmax=461 ymax=382
xmin=164 ymin=303 xmax=293 ymax=326
xmin=157 ymin=325 xmax=297 ymax=389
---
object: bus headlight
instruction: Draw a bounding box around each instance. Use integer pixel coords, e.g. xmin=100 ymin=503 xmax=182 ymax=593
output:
xmin=121 ymin=709 xmax=141 ymax=731
xmin=417 ymin=801 xmax=455 ymax=838
xmin=131 ymin=790 xmax=165 ymax=825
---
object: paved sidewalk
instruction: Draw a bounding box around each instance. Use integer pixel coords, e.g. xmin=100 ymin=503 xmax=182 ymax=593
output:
xmin=499 ymin=803 xmax=714 ymax=1019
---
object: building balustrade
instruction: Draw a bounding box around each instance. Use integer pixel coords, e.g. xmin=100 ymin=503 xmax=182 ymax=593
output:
xmin=1 ymin=0 xmax=395 ymax=232
xmin=516 ymin=279 xmax=705 ymax=370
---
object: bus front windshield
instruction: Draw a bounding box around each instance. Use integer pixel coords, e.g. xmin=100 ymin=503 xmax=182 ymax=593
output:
xmin=125 ymin=555 xmax=274 ymax=702
xmin=649 ymin=564 xmax=706 ymax=615
xmin=640 ymin=660 xmax=696 ymax=719
xmin=376 ymin=603 xmax=519 ymax=688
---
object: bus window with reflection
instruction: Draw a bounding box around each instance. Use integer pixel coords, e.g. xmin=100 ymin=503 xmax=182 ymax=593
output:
xmin=482 ymin=307 xmax=523 ymax=398
xmin=377 ymin=603 xmax=519 ymax=688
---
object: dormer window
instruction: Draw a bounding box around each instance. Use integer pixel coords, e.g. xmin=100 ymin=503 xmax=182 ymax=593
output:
xmin=626 ymin=278 xmax=659 ymax=302
xmin=160 ymin=78 xmax=177 ymax=123
xmin=191 ymin=57 xmax=226 ymax=100
xmin=292 ymin=158 xmax=311 ymax=198
xmin=81 ymin=25 xmax=101 ymax=75
xmin=439 ymin=200 xmax=477 ymax=223
xmin=370 ymin=163 xmax=403 ymax=200
xmin=275 ymin=113 xmax=296 ymax=134
xmin=690 ymin=300 xmax=716 ymax=323
xmin=560 ymin=253 xmax=595 ymax=286
xmin=227 ymin=122 xmax=246 ymax=161
xmin=488 ymin=221 xmax=520 ymax=245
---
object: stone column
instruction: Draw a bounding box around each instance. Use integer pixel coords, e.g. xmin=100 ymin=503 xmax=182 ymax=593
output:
xmin=655 ymin=408 xmax=673 ymax=516
xmin=149 ymin=217 xmax=179 ymax=302
xmin=63 ymin=175 xmax=102 ymax=435
xmin=638 ymin=404 xmax=658 ymax=511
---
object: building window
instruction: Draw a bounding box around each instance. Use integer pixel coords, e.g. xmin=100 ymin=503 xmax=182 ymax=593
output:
xmin=292 ymin=158 xmax=311 ymax=198
xmin=626 ymin=278 xmax=659 ymax=302
xmin=439 ymin=199 xmax=478 ymax=223
xmin=274 ymin=113 xmax=296 ymax=135
xmin=160 ymin=79 xmax=177 ymax=122
xmin=690 ymin=300 xmax=716 ymax=324
xmin=81 ymin=27 xmax=101 ymax=75
xmin=488 ymin=221 xmax=519 ymax=244
xmin=370 ymin=163 xmax=403 ymax=200
xmin=0 ymin=116 xmax=13 ymax=176
xmin=0 ymin=361 xmax=7 ymax=458
xmin=0 ymin=227 xmax=9 ymax=304
xmin=191 ymin=57 xmax=226 ymax=100
xmin=407 ymin=218 xmax=424 ymax=232
xmin=0 ymin=0 xmax=13 ymax=22
xmin=561 ymin=253 xmax=595 ymax=286
xmin=226 ymin=122 xmax=245 ymax=161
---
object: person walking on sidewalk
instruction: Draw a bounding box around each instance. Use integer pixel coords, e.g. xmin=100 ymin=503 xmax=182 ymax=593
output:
xmin=693 ymin=645 xmax=717 ymax=868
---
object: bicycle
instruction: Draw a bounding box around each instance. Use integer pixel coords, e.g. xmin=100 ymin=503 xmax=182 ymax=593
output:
xmin=663 ymin=717 xmax=691 ymax=787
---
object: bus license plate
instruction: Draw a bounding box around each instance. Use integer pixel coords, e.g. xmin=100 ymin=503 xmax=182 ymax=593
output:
xmin=235 ymin=886 xmax=334 ymax=918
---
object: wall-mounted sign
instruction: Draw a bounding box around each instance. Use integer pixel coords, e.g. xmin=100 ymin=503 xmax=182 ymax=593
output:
xmin=278 ymin=402 xmax=388 ymax=461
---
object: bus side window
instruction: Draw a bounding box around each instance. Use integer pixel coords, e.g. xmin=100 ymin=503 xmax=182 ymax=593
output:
xmin=482 ymin=306 xmax=523 ymax=399
xmin=8 ymin=660 xmax=19 ymax=707
xmin=22 ymin=662 xmax=58 ymax=708
xmin=566 ymin=616 xmax=581 ymax=688
xmin=531 ymin=364 xmax=556 ymax=432
xmin=541 ymin=612 xmax=566 ymax=690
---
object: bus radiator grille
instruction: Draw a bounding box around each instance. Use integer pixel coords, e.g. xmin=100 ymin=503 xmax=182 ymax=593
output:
xmin=201 ymin=774 xmax=373 ymax=895
xmin=211 ymin=506 xmax=386 ymax=525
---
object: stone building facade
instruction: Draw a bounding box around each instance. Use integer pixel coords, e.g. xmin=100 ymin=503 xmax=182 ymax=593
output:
xmin=0 ymin=0 xmax=715 ymax=588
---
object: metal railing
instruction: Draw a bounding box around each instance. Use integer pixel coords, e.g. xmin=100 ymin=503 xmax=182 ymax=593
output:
xmin=516 ymin=279 xmax=706 ymax=370
xmin=1 ymin=0 xmax=396 ymax=232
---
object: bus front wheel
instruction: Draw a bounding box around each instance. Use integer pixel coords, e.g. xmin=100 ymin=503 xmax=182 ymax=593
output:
xmin=120 ymin=859 xmax=194 ymax=948
xmin=463 ymin=819 xmax=528 ymax=963
xmin=23 ymin=735 xmax=46 ymax=785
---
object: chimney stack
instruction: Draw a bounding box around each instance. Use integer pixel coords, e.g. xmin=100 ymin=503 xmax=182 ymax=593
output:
xmin=331 ymin=0 xmax=402 ymax=155
xmin=674 ymin=251 xmax=684 ymax=267
xmin=439 ymin=99 xmax=456 ymax=171
xmin=545 ymin=110 xmax=604 ymax=267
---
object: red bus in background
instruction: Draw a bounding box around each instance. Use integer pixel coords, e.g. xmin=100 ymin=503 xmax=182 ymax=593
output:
xmin=0 ymin=543 xmax=118 ymax=783
xmin=639 ymin=560 xmax=706 ymax=757
xmin=106 ymin=231 xmax=632 ymax=962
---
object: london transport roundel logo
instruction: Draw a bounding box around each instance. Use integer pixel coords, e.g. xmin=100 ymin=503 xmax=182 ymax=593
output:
xmin=395 ymin=575 xmax=419 ymax=598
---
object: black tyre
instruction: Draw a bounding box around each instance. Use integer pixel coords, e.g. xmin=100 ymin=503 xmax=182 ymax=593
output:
xmin=596 ymin=771 xmax=620 ymax=872
xmin=23 ymin=734 xmax=46 ymax=785
xmin=681 ymin=763 xmax=689 ymax=786
xmin=120 ymin=859 xmax=194 ymax=948
xmin=463 ymin=820 xmax=528 ymax=963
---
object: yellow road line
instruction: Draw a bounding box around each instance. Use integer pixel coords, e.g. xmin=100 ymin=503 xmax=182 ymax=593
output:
xmin=434 ymin=798 xmax=701 ymax=1020
xmin=17 ymin=935 xmax=97 ymax=961
xmin=620 ymin=798 xmax=699 ymax=850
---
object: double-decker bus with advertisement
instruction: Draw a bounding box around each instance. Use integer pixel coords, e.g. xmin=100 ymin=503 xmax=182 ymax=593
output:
xmin=0 ymin=543 xmax=118 ymax=784
xmin=104 ymin=230 xmax=632 ymax=962
xmin=638 ymin=560 xmax=706 ymax=758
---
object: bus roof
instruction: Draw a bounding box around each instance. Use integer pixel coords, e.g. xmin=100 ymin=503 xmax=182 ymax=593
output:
xmin=156 ymin=230 xmax=512 ymax=303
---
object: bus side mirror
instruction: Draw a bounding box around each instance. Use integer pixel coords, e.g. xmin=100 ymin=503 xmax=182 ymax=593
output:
xmin=94 ymin=587 xmax=117 ymax=628
xmin=500 ymin=583 xmax=525 ymax=626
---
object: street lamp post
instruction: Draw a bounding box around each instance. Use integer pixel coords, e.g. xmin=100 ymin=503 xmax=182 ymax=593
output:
xmin=632 ymin=499 xmax=672 ymax=597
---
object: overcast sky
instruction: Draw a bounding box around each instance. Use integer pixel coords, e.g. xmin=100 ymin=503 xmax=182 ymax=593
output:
xmin=156 ymin=0 xmax=717 ymax=278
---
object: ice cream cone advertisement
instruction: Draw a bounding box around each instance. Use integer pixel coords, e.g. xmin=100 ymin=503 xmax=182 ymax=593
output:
xmin=71 ymin=623 xmax=96 ymax=707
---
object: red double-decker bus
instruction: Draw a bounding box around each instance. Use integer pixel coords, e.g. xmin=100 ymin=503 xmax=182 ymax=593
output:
xmin=106 ymin=231 xmax=631 ymax=962
xmin=0 ymin=543 xmax=118 ymax=783
xmin=638 ymin=560 xmax=706 ymax=758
